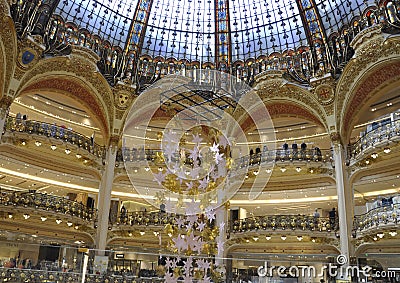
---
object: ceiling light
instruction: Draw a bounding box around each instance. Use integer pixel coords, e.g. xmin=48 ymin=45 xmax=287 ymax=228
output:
xmin=371 ymin=108 xmax=377 ymax=112
xmin=371 ymin=153 xmax=378 ymax=159
xmin=56 ymin=219 xmax=62 ymax=224
xmin=21 ymin=141 xmax=26 ymax=146
xmin=8 ymin=213 xmax=13 ymax=219
xmin=266 ymin=235 xmax=271 ymax=240
xmin=41 ymin=216 xmax=47 ymax=221
xmin=245 ymin=239 xmax=250 ymax=243
xmin=74 ymin=225 xmax=79 ymax=230
xmin=50 ymin=144 xmax=57 ymax=150
xmin=296 ymin=167 xmax=302 ymax=172
xmin=76 ymin=153 xmax=82 ymax=159
xmin=23 ymin=214 xmax=30 ymax=220
xmin=297 ymin=236 xmax=303 ymax=241
xmin=35 ymin=141 xmax=42 ymax=146
xmin=67 ymin=221 xmax=73 ymax=227
xmin=144 ymin=166 xmax=150 ymax=172
xmin=384 ymin=147 xmax=391 ymax=154
xmin=373 ymin=236 xmax=378 ymax=241
xmin=280 ymin=167 xmax=287 ymax=173
xmin=281 ymin=235 xmax=287 ymax=241
xmin=266 ymin=168 xmax=272 ymax=174
xmin=365 ymin=159 xmax=370 ymax=165
xmin=65 ymin=148 xmax=71 ymax=155
xmin=31 ymin=234 xmax=38 ymax=238
xmin=377 ymin=232 xmax=384 ymax=239
xmin=253 ymin=170 xmax=259 ymax=176
xmin=140 ymin=231 xmax=145 ymax=236
xmin=309 ymin=169 xmax=314 ymax=173
xmin=311 ymin=237 xmax=316 ymax=243
xmin=387 ymin=102 xmax=393 ymax=106
xmin=253 ymin=236 xmax=259 ymax=241
xmin=158 ymin=167 xmax=163 ymax=172
xmin=128 ymin=232 xmax=133 ymax=237
xmin=389 ymin=230 xmax=397 ymax=237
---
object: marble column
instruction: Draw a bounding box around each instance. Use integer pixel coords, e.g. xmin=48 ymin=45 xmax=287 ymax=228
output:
xmin=95 ymin=146 xmax=117 ymax=254
xmin=332 ymin=142 xmax=354 ymax=279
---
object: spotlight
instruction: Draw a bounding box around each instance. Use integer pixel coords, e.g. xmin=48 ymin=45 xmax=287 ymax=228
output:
xmin=296 ymin=167 xmax=302 ymax=172
xmin=50 ymin=145 xmax=57 ymax=150
xmin=384 ymin=147 xmax=391 ymax=154
xmin=41 ymin=216 xmax=47 ymax=222
xmin=56 ymin=219 xmax=62 ymax=224
xmin=35 ymin=141 xmax=42 ymax=146
xmin=266 ymin=235 xmax=271 ymax=240
xmin=23 ymin=214 xmax=30 ymax=220
xmin=297 ymin=236 xmax=303 ymax=241
xmin=281 ymin=235 xmax=287 ymax=241
xmin=67 ymin=221 xmax=73 ymax=227
xmin=389 ymin=231 xmax=397 ymax=237
xmin=65 ymin=148 xmax=71 ymax=155
xmin=371 ymin=153 xmax=378 ymax=159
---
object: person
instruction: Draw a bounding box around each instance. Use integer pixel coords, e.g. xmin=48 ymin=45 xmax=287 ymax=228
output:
xmin=329 ymin=208 xmax=336 ymax=228
xmin=301 ymin=141 xmax=307 ymax=151
xmin=314 ymin=209 xmax=320 ymax=225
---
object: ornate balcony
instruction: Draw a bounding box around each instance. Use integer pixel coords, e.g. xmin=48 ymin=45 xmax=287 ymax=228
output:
xmin=0 ymin=190 xmax=96 ymax=223
xmin=3 ymin=116 xmax=106 ymax=159
xmin=230 ymin=215 xmax=338 ymax=234
xmin=353 ymin=203 xmax=400 ymax=237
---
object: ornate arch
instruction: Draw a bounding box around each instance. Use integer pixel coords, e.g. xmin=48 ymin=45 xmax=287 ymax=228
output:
xmin=255 ymin=78 xmax=328 ymax=131
xmin=335 ymin=30 xmax=400 ymax=142
xmin=0 ymin=14 xmax=17 ymax=99
xmin=16 ymin=54 xmax=114 ymax=142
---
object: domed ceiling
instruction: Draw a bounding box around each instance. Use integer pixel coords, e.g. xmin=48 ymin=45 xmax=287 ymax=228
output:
xmin=55 ymin=0 xmax=367 ymax=63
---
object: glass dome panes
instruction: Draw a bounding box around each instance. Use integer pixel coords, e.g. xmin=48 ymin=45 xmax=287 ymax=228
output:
xmin=55 ymin=0 xmax=138 ymax=46
xmin=141 ymin=0 xmax=215 ymax=62
xmin=229 ymin=0 xmax=307 ymax=61
xmin=315 ymin=0 xmax=367 ymax=33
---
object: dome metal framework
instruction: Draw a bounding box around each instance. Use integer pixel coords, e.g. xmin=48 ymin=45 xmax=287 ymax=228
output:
xmin=10 ymin=0 xmax=400 ymax=89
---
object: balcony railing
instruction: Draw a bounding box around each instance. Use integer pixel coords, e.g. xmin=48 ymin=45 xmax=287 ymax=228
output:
xmin=4 ymin=116 xmax=105 ymax=159
xmin=117 ymin=147 xmax=333 ymax=168
xmin=116 ymin=211 xmax=183 ymax=227
xmin=353 ymin=203 xmax=400 ymax=235
xmin=0 ymin=190 xmax=96 ymax=222
xmin=347 ymin=120 xmax=400 ymax=162
xmin=230 ymin=215 xmax=338 ymax=234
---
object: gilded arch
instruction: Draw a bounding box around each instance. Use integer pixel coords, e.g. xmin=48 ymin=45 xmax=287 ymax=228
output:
xmin=15 ymin=55 xmax=114 ymax=142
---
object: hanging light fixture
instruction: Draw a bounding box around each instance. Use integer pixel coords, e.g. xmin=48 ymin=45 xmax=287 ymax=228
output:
xmin=252 ymin=236 xmax=259 ymax=241
xmin=8 ymin=213 xmax=13 ymax=219
xmin=389 ymin=230 xmax=397 ymax=236
xmin=296 ymin=167 xmax=302 ymax=172
xmin=371 ymin=153 xmax=378 ymax=159
xmin=76 ymin=153 xmax=82 ymax=159
xmin=311 ymin=237 xmax=316 ymax=243
xmin=56 ymin=219 xmax=62 ymax=224
xmin=265 ymin=235 xmax=271 ymax=240
xmin=384 ymin=147 xmax=391 ymax=154
xmin=377 ymin=232 xmax=384 ymax=239
xmin=140 ymin=231 xmax=146 ymax=236
xmin=67 ymin=221 xmax=73 ymax=227
xmin=297 ymin=235 xmax=303 ymax=241
xmin=281 ymin=235 xmax=287 ymax=241
xmin=40 ymin=216 xmax=47 ymax=221
xmin=65 ymin=148 xmax=71 ymax=155
xmin=50 ymin=145 xmax=57 ymax=150
xmin=280 ymin=167 xmax=287 ymax=173
xmin=35 ymin=141 xmax=42 ymax=147
xmin=23 ymin=213 xmax=30 ymax=220
xmin=266 ymin=168 xmax=272 ymax=174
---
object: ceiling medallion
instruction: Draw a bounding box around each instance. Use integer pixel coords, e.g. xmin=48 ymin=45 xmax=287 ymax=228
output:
xmin=315 ymin=84 xmax=334 ymax=105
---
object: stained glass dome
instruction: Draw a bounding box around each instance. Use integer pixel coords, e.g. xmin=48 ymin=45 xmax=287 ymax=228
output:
xmin=53 ymin=0 xmax=367 ymax=64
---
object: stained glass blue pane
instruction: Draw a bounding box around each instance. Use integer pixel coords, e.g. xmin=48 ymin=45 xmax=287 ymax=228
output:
xmin=316 ymin=0 xmax=366 ymax=33
xmin=142 ymin=0 xmax=215 ymax=61
xmin=55 ymin=0 xmax=137 ymax=46
xmin=229 ymin=0 xmax=307 ymax=61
